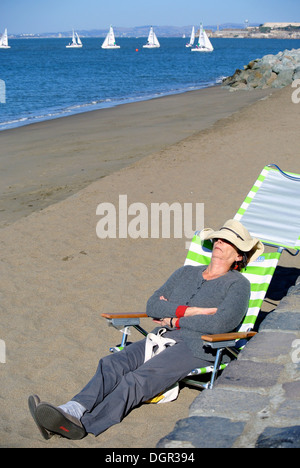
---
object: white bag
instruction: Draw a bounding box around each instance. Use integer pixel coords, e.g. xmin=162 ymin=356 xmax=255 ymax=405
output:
xmin=144 ymin=328 xmax=180 ymax=404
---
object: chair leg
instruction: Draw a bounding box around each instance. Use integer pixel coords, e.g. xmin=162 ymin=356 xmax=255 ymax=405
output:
xmin=208 ymin=348 xmax=224 ymax=389
xmin=133 ymin=324 xmax=148 ymax=337
xmin=120 ymin=327 xmax=130 ymax=348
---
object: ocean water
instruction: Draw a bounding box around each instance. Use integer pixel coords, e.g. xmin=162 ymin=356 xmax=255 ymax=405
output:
xmin=0 ymin=37 xmax=300 ymax=131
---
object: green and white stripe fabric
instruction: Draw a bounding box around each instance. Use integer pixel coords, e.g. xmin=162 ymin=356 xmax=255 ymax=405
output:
xmin=234 ymin=166 xmax=270 ymax=223
xmin=238 ymin=251 xmax=281 ymax=332
xmin=184 ymin=234 xmax=281 ymax=376
xmin=184 ymin=164 xmax=300 ymax=378
xmin=185 ymin=235 xmax=281 ymax=333
xmin=234 ymin=165 xmax=300 ymax=251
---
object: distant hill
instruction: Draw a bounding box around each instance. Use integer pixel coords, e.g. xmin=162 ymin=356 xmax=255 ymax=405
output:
xmin=15 ymin=23 xmax=260 ymax=38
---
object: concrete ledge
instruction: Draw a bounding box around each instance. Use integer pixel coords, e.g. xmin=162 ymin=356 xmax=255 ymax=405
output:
xmin=255 ymin=426 xmax=300 ymax=448
xmin=157 ymin=416 xmax=246 ymax=449
xmin=189 ymin=388 xmax=270 ymax=421
xmin=157 ymin=278 xmax=300 ymax=448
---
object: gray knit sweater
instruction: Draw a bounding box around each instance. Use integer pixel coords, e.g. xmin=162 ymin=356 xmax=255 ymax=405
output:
xmin=146 ymin=265 xmax=250 ymax=360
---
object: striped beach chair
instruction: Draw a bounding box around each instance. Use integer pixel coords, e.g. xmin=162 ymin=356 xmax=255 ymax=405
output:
xmin=235 ymin=164 xmax=300 ymax=251
xmin=102 ymin=165 xmax=300 ymax=390
xmin=183 ymin=164 xmax=300 ymax=388
xmin=181 ymin=236 xmax=281 ymax=389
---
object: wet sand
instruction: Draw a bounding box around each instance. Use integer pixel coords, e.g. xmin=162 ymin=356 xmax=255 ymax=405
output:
xmin=0 ymin=85 xmax=273 ymax=229
xmin=0 ymin=84 xmax=300 ymax=448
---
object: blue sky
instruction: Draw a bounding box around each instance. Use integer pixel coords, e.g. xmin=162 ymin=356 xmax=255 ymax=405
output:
xmin=1 ymin=0 xmax=299 ymax=34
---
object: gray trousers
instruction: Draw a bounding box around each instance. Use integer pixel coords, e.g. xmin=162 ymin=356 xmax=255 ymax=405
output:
xmin=72 ymin=331 xmax=211 ymax=436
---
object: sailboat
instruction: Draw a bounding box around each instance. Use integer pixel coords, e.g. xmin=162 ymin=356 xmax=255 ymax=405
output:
xmin=102 ymin=26 xmax=120 ymax=49
xmin=66 ymin=30 xmax=83 ymax=48
xmin=0 ymin=29 xmax=10 ymax=49
xmin=191 ymin=24 xmax=214 ymax=52
xmin=186 ymin=26 xmax=195 ymax=48
xmin=143 ymin=27 xmax=160 ymax=49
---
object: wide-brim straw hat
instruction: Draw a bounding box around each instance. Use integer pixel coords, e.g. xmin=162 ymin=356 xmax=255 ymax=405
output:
xmin=200 ymin=219 xmax=264 ymax=263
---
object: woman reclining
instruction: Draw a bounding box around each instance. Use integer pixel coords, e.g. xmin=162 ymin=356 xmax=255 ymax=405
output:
xmin=28 ymin=219 xmax=263 ymax=440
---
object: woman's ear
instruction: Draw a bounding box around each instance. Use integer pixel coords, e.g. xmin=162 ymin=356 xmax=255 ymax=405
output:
xmin=236 ymin=252 xmax=243 ymax=262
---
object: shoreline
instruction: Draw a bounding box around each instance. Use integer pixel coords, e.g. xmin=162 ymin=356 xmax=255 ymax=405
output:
xmin=0 ymin=82 xmax=222 ymax=133
xmin=0 ymin=84 xmax=274 ymax=229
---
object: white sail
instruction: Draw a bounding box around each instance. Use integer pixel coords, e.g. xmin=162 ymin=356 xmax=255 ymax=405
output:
xmin=186 ymin=27 xmax=195 ymax=47
xmin=75 ymin=33 xmax=82 ymax=46
xmin=0 ymin=29 xmax=10 ymax=49
xmin=66 ymin=30 xmax=83 ymax=48
xmin=102 ymin=26 xmax=120 ymax=49
xmin=191 ymin=24 xmax=214 ymax=52
xmin=143 ymin=27 xmax=160 ymax=48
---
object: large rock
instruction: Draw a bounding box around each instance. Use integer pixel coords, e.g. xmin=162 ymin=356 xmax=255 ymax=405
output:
xmin=273 ymin=69 xmax=295 ymax=88
xmin=223 ymin=48 xmax=300 ymax=90
xmin=293 ymin=65 xmax=300 ymax=80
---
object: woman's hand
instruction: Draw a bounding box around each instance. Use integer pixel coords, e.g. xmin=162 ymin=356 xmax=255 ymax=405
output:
xmin=184 ymin=307 xmax=217 ymax=316
xmin=152 ymin=317 xmax=172 ymax=327
xmin=152 ymin=296 xmax=173 ymax=326
xmin=159 ymin=295 xmax=168 ymax=301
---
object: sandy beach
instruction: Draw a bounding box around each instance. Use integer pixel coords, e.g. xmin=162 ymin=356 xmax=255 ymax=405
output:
xmin=1 ymin=83 xmax=300 ymax=448
xmin=0 ymin=85 xmax=273 ymax=229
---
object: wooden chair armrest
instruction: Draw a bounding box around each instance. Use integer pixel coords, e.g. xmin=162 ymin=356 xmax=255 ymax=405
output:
xmin=201 ymin=331 xmax=257 ymax=343
xmin=101 ymin=312 xmax=148 ymax=319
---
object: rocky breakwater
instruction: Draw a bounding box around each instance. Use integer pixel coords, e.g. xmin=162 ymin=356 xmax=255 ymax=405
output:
xmin=223 ymin=48 xmax=300 ymax=90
